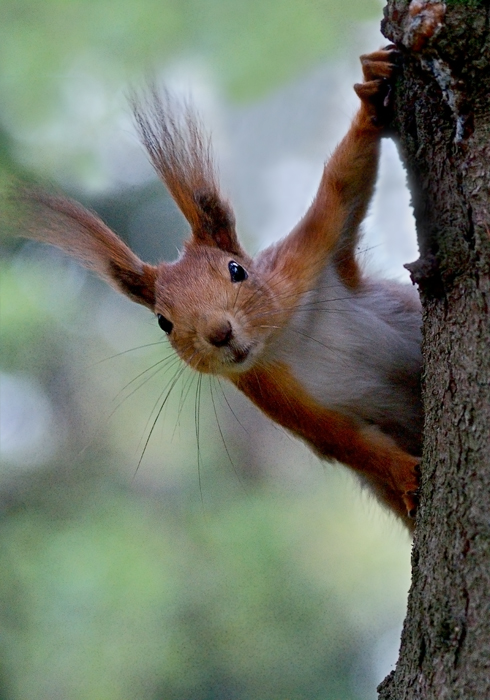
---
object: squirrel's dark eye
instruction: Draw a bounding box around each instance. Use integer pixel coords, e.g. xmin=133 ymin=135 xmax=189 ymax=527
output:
xmin=157 ymin=314 xmax=173 ymax=334
xmin=228 ymin=260 xmax=248 ymax=283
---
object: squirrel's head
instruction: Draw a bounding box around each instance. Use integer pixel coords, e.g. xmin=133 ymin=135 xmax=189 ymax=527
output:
xmin=152 ymin=242 xmax=281 ymax=375
xmin=18 ymin=91 xmax=284 ymax=376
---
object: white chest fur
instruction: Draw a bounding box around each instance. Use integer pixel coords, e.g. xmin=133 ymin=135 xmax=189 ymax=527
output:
xmin=271 ymin=266 xmax=423 ymax=453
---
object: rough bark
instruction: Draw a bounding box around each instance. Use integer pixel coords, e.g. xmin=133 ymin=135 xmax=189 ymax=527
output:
xmin=376 ymin=2 xmax=490 ymax=698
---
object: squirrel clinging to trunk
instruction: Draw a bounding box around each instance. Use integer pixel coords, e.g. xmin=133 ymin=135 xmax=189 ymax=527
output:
xmin=17 ymin=47 xmax=423 ymax=530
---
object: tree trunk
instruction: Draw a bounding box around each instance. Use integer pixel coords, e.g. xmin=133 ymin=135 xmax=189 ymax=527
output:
xmin=376 ymin=2 xmax=490 ymax=698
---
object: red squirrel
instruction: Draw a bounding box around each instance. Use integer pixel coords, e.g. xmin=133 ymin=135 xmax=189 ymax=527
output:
xmin=18 ymin=48 xmax=423 ymax=530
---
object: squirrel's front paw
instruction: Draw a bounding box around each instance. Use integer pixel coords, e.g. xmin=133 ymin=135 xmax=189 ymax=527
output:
xmin=403 ymin=488 xmax=419 ymax=519
xmin=354 ymin=46 xmax=400 ymax=127
xmin=402 ymin=460 xmax=421 ymax=519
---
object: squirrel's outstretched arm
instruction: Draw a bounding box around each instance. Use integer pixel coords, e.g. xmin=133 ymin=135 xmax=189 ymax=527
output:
xmin=259 ymin=48 xmax=397 ymax=296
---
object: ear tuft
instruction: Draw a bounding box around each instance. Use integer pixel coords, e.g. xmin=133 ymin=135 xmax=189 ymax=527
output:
xmin=132 ymin=90 xmax=243 ymax=255
xmin=14 ymin=188 xmax=157 ymax=310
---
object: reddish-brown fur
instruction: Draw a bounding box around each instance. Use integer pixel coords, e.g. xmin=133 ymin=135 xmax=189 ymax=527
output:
xmin=234 ymin=363 xmax=419 ymax=529
xmin=16 ymin=48 xmax=422 ymax=531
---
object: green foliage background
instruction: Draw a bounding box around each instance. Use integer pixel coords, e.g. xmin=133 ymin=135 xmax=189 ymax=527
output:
xmin=0 ymin=1 xmax=413 ymax=699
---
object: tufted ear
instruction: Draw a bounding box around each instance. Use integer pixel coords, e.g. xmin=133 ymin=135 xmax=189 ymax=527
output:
xmin=132 ymin=89 xmax=244 ymax=256
xmin=15 ymin=189 xmax=157 ymax=309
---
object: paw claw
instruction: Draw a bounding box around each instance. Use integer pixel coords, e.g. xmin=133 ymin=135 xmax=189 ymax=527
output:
xmin=355 ymin=47 xmax=401 ymax=126
xmin=383 ymin=83 xmax=393 ymax=109
xmin=403 ymin=485 xmax=420 ymax=519
xmin=400 ymin=457 xmax=421 ymax=519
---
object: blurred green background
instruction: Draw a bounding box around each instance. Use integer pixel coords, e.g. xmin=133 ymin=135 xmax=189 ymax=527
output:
xmin=0 ymin=1 xmax=417 ymax=699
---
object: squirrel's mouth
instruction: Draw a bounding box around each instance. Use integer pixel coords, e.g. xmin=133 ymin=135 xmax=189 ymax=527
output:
xmin=217 ymin=342 xmax=256 ymax=375
xmin=231 ymin=346 xmax=250 ymax=364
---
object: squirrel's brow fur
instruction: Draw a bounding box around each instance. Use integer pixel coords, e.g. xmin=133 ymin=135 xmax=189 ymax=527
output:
xmin=131 ymin=88 xmax=236 ymax=245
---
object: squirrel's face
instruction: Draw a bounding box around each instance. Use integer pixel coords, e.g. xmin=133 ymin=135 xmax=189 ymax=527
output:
xmin=153 ymin=245 xmax=281 ymax=376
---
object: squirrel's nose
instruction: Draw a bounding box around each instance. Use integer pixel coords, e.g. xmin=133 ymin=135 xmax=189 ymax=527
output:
xmin=208 ymin=321 xmax=233 ymax=347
